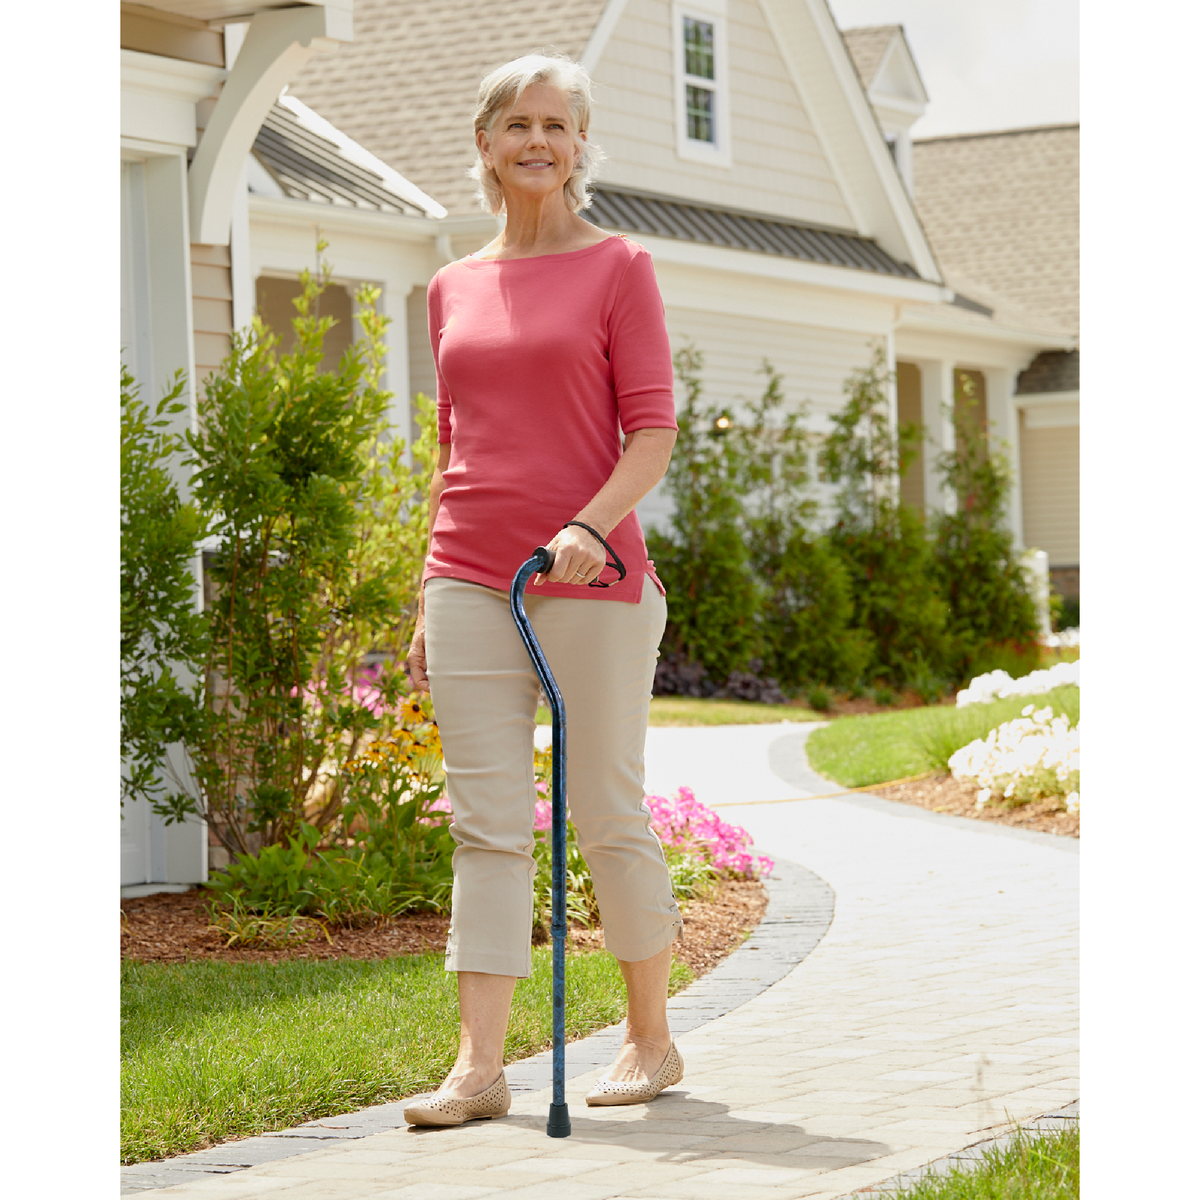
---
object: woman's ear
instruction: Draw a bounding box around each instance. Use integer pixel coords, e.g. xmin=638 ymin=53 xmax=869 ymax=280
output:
xmin=476 ymin=126 xmax=493 ymax=169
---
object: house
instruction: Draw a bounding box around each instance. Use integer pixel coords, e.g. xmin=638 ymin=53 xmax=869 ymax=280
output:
xmin=121 ymin=0 xmax=1078 ymax=888
xmin=909 ymin=122 xmax=1079 ymax=607
xmin=285 ymin=0 xmax=1074 ymax=540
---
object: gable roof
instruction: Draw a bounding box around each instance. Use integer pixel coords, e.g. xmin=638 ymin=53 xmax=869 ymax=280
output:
xmin=840 ymin=25 xmax=898 ymax=89
xmin=250 ymin=95 xmax=446 ymax=217
xmin=286 ymin=0 xmax=609 ymax=217
xmin=912 ymin=124 xmax=1079 ymax=335
xmin=286 ymin=0 xmax=940 ymax=282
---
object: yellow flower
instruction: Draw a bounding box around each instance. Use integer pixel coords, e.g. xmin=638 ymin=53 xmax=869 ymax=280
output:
xmin=401 ymin=695 xmax=425 ymax=722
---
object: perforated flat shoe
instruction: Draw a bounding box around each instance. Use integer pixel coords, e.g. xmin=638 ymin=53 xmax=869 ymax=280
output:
xmin=403 ymin=1072 xmax=511 ymax=1127
xmin=585 ymin=1041 xmax=684 ymax=1106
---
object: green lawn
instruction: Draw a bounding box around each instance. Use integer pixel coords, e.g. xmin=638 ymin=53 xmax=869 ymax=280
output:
xmin=537 ymin=697 xmax=822 ymax=727
xmin=122 ymin=948 xmax=693 ymax=1163
xmin=806 ymin=686 xmax=1080 ymax=788
xmin=889 ymin=1122 xmax=1079 ymax=1199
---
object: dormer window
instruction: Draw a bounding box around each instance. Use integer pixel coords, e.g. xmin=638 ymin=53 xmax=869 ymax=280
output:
xmin=683 ymin=17 xmax=715 ymax=142
xmin=674 ymin=2 xmax=730 ymax=167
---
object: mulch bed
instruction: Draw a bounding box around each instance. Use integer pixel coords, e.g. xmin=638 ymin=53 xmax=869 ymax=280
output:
xmin=816 ymin=691 xmax=957 ymax=718
xmin=121 ymin=877 xmax=769 ymax=977
xmin=874 ymin=773 xmax=1079 ymax=838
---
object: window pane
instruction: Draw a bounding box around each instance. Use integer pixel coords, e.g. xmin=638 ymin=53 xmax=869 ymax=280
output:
xmin=683 ymin=16 xmax=715 ymax=80
xmin=686 ymin=84 xmax=715 ymax=143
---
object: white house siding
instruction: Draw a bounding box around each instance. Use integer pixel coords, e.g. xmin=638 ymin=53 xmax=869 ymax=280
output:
xmin=192 ymin=243 xmax=233 ymax=382
xmin=407 ymin=284 xmax=439 ymax=444
xmin=248 ymin=201 xmax=447 ymax=443
xmin=591 ymin=0 xmax=855 ymax=230
xmin=1019 ymin=416 xmax=1079 ymax=568
xmin=635 ymin=297 xmax=878 ymax=531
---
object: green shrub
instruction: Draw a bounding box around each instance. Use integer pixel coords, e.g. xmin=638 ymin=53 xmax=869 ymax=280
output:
xmin=962 ymin=639 xmax=1043 ymax=683
xmin=184 ymin=250 xmax=436 ymax=858
xmin=120 ymin=365 xmax=212 ymax=823
xmin=761 ymin=530 xmax=873 ymax=688
xmin=829 ymin=504 xmax=951 ymax=688
xmin=820 ymin=348 xmax=952 ymax=687
xmin=931 ymin=382 xmax=1040 ymax=680
xmin=647 ymin=344 xmax=762 ymax=680
xmin=806 ymin=684 xmax=832 ymax=713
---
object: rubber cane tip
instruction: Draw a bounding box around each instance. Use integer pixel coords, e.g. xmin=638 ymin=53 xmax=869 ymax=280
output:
xmin=546 ymin=1102 xmax=572 ymax=1138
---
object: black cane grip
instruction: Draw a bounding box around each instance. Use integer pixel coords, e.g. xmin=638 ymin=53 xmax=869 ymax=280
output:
xmin=534 ymin=546 xmax=555 ymax=574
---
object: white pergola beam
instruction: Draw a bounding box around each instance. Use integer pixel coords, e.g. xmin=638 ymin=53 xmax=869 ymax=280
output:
xmin=188 ymin=4 xmax=350 ymax=244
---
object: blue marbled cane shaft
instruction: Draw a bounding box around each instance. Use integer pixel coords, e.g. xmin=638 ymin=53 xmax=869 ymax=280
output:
xmin=509 ymin=549 xmax=572 ymax=1139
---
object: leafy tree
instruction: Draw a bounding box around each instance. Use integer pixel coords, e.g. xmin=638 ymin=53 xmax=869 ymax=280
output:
xmin=731 ymin=362 xmax=869 ymax=687
xmin=932 ymin=379 xmax=1039 ymax=679
xmin=646 ymin=344 xmax=761 ymax=680
xmin=185 ymin=250 xmax=435 ymax=858
xmin=820 ymin=346 xmax=950 ymax=686
xmin=121 ymin=364 xmax=212 ymax=822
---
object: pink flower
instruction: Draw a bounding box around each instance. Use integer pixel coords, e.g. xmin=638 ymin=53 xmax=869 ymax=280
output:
xmin=644 ymin=787 xmax=772 ymax=879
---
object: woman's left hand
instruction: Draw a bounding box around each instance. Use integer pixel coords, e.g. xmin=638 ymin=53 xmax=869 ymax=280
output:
xmin=534 ymin=523 xmax=607 ymax=586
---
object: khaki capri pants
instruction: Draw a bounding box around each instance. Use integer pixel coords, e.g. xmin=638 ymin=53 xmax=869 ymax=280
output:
xmin=424 ymin=574 xmax=682 ymax=978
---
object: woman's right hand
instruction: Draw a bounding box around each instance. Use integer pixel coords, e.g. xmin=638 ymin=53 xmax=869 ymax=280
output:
xmin=407 ymin=616 xmax=430 ymax=693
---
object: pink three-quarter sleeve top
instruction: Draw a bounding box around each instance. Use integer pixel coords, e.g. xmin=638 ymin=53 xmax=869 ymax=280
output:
xmin=422 ymin=234 xmax=678 ymax=604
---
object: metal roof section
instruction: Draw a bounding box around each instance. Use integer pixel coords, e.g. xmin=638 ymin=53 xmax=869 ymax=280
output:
xmin=1016 ymin=349 xmax=1079 ymax=395
xmin=586 ymin=187 xmax=919 ymax=279
xmin=251 ymin=94 xmax=447 ymax=219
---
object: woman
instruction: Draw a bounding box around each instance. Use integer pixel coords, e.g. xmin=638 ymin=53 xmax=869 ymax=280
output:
xmin=402 ymin=53 xmax=684 ymax=1128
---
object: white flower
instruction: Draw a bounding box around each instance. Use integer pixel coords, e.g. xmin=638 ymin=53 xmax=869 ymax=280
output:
xmin=956 ymin=659 xmax=1080 ymax=708
xmin=1065 ymin=791 xmax=1080 ymax=814
xmin=948 ymin=706 xmax=1080 ymax=808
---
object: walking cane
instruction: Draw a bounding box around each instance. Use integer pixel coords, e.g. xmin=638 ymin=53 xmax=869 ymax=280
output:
xmin=509 ymin=546 xmax=572 ymax=1138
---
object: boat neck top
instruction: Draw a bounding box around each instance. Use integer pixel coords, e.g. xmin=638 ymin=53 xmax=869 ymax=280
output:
xmin=422 ymin=234 xmax=677 ymax=603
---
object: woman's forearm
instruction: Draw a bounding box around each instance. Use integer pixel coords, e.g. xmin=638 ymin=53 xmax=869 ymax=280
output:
xmin=571 ymin=427 xmax=677 ymax=537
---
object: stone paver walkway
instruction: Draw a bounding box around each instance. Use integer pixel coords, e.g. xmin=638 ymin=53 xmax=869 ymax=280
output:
xmin=123 ymin=723 xmax=1077 ymax=1200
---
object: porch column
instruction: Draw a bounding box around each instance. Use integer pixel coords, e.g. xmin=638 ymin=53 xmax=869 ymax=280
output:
xmin=984 ymin=366 xmax=1024 ymax=546
xmin=917 ymin=358 xmax=956 ymax=516
xmin=883 ymin=330 xmax=899 ymax=503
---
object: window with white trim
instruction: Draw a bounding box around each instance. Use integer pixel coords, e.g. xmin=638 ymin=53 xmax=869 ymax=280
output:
xmin=674 ymin=2 xmax=731 ymax=167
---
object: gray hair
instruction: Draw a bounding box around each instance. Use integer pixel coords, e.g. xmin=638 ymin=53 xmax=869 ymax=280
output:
xmin=469 ymin=53 xmax=604 ymax=215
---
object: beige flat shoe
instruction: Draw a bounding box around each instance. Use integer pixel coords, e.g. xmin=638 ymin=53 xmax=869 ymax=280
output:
xmin=585 ymin=1041 xmax=684 ymax=1107
xmin=403 ymin=1072 xmax=511 ymax=1127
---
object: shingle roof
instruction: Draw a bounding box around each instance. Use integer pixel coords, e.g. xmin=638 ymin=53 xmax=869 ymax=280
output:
xmin=840 ymin=25 xmax=900 ymax=90
xmin=287 ymin=0 xmax=610 ymax=216
xmin=587 ymin=187 xmax=919 ymax=278
xmin=251 ymin=97 xmax=444 ymax=217
xmin=913 ymin=125 xmax=1079 ymax=335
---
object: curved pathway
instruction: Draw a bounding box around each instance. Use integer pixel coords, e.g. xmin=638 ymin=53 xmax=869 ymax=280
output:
xmin=126 ymin=723 xmax=1077 ymax=1200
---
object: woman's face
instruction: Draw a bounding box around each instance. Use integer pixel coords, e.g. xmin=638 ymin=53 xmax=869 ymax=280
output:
xmin=478 ymin=83 xmax=583 ymax=207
